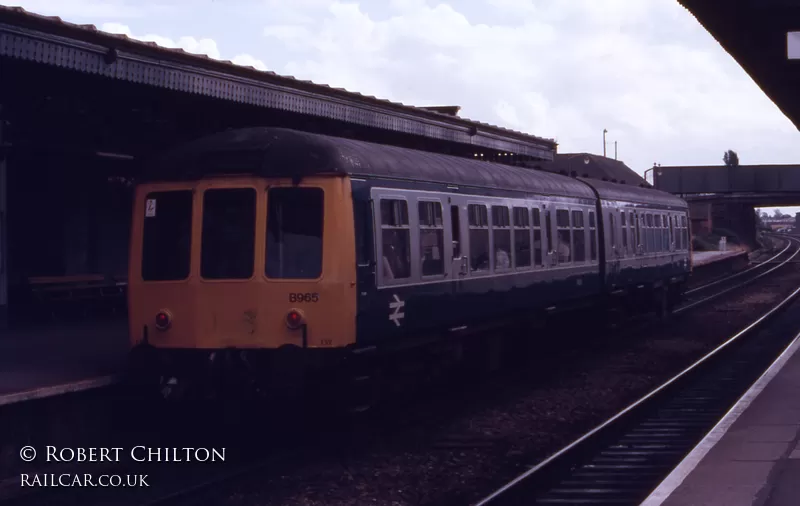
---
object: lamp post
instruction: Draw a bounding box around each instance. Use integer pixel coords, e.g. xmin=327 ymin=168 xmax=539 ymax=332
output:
xmin=614 ymin=141 xmax=617 ymax=160
xmin=603 ymin=129 xmax=607 ymax=157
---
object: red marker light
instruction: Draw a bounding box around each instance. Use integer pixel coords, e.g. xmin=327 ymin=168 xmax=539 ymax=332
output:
xmin=155 ymin=311 xmax=171 ymax=330
xmin=286 ymin=309 xmax=304 ymax=330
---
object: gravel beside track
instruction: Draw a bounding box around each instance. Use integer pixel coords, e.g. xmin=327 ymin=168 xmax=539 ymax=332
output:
xmin=191 ymin=248 xmax=800 ymax=505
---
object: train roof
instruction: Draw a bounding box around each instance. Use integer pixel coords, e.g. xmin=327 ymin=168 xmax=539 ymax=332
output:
xmin=148 ymin=127 xmax=595 ymax=199
xmin=147 ymin=127 xmax=686 ymax=208
xmin=581 ymin=178 xmax=688 ymax=209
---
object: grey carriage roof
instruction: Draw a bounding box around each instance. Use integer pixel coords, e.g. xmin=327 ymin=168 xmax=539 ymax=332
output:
xmin=147 ymin=127 xmax=596 ymax=199
xmin=148 ymin=127 xmax=688 ymax=208
xmin=581 ymin=178 xmax=688 ymax=209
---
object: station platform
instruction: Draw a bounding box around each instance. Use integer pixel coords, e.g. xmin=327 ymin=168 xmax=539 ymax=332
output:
xmin=0 ymin=320 xmax=127 ymax=406
xmin=691 ymin=248 xmax=749 ymax=267
xmin=642 ymin=331 xmax=800 ymax=506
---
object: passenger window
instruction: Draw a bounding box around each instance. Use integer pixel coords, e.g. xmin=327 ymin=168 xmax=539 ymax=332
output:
xmin=468 ymin=204 xmax=490 ymax=272
xmin=533 ymin=208 xmax=543 ymax=267
xmin=419 ymin=201 xmax=445 ymax=276
xmin=635 ymin=213 xmax=642 ymax=253
xmin=609 ymin=213 xmax=616 ymax=252
xmin=629 ymin=212 xmax=636 ymax=254
xmin=266 ymin=187 xmax=324 ymax=279
xmin=646 ymin=213 xmax=654 ymax=253
xmin=556 ymin=209 xmax=571 ymax=263
xmin=669 ymin=215 xmax=675 ymax=251
xmin=682 ymin=215 xmax=689 ymax=250
xmin=572 ymin=210 xmax=586 ymax=262
xmin=545 ymin=209 xmax=554 ymax=258
xmin=492 ymin=206 xmax=512 ymax=271
xmin=142 ymin=190 xmax=193 ymax=281
xmin=654 ymin=215 xmax=662 ymax=251
xmin=513 ymin=207 xmax=531 ymax=268
xmin=662 ymin=215 xmax=670 ymax=252
xmin=640 ymin=214 xmax=647 ymax=253
xmin=202 ymin=188 xmax=256 ymax=280
xmin=620 ymin=211 xmax=628 ymax=253
xmin=379 ymin=199 xmax=411 ymax=281
xmin=589 ymin=211 xmax=597 ymax=261
xmin=451 ymin=205 xmax=461 ymax=259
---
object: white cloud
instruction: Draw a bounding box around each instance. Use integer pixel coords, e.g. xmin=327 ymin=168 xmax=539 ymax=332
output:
xmin=99 ymin=22 xmax=266 ymax=70
xmin=257 ymin=0 xmax=800 ymax=173
xmin=3 ymin=0 xmax=174 ymax=19
xmin=232 ymin=54 xmax=268 ymax=71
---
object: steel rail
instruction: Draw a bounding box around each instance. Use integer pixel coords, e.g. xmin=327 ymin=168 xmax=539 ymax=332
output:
xmin=476 ymin=241 xmax=800 ymax=506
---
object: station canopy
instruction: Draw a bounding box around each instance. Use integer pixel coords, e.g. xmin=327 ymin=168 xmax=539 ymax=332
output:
xmin=680 ymin=0 xmax=800 ymax=130
xmin=0 ymin=6 xmax=556 ymax=168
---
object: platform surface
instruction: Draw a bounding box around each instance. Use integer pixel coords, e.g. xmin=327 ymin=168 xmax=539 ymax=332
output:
xmin=642 ymin=332 xmax=800 ymax=506
xmin=0 ymin=320 xmax=127 ymax=404
xmin=691 ymin=248 xmax=748 ymax=267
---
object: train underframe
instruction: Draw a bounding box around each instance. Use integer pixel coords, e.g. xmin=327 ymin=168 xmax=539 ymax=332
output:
xmin=125 ymin=278 xmax=688 ymax=407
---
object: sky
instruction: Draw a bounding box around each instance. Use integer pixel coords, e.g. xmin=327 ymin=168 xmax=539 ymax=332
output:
xmin=4 ymin=0 xmax=800 ymax=214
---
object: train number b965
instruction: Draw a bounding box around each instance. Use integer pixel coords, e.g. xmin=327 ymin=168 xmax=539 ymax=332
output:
xmin=289 ymin=293 xmax=319 ymax=303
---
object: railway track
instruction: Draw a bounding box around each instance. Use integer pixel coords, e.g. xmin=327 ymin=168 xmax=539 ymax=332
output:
xmin=684 ymin=236 xmax=790 ymax=296
xmin=675 ymin=235 xmax=799 ymax=314
xmin=476 ymin=237 xmax=800 ymax=506
xmin=5 ymin=242 xmax=796 ymax=506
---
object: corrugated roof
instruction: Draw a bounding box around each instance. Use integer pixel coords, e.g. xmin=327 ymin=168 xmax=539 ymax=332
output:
xmin=0 ymin=5 xmax=556 ymax=155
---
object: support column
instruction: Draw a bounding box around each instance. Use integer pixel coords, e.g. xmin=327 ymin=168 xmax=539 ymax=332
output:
xmin=0 ymin=105 xmax=7 ymax=330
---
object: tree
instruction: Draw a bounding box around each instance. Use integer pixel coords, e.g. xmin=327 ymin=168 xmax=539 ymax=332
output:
xmin=723 ymin=149 xmax=740 ymax=167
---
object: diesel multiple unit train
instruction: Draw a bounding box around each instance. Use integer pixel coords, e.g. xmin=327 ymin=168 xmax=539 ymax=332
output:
xmin=126 ymin=127 xmax=691 ymax=399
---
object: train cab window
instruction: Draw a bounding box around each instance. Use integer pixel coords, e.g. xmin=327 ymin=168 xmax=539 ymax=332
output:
xmin=265 ymin=187 xmax=324 ymax=279
xmin=513 ymin=207 xmax=532 ymax=268
xmin=468 ymin=204 xmax=490 ymax=272
xmin=571 ymin=210 xmax=586 ymax=262
xmin=142 ymin=190 xmax=193 ymax=281
xmin=556 ymin=209 xmax=571 ymax=263
xmin=589 ymin=211 xmax=597 ymax=261
xmin=620 ymin=211 xmax=628 ymax=253
xmin=419 ymin=201 xmax=445 ymax=277
xmin=533 ymin=208 xmax=543 ymax=267
xmin=202 ymin=188 xmax=256 ymax=280
xmin=492 ymin=206 xmax=512 ymax=271
xmin=379 ymin=199 xmax=411 ymax=280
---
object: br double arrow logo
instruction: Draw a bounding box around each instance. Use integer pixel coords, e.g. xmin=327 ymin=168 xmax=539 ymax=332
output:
xmin=389 ymin=294 xmax=405 ymax=327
